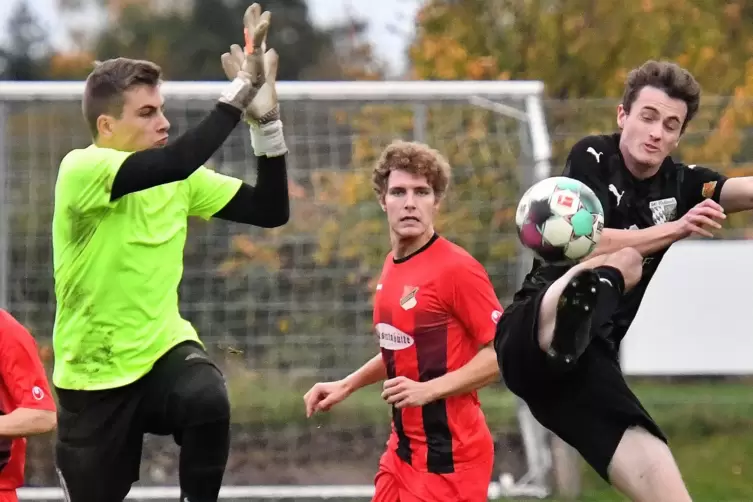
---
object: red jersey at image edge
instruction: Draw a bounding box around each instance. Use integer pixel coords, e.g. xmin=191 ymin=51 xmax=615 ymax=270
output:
xmin=372 ymin=236 xmax=503 ymax=474
xmin=0 ymin=310 xmax=57 ymax=491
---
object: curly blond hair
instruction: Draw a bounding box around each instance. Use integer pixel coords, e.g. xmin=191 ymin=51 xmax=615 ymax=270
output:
xmin=372 ymin=140 xmax=451 ymax=200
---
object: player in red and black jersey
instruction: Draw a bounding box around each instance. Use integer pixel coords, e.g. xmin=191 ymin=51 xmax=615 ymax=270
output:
xmin=304 ymin=140 xmax=503 ymax=502
xmin=0 ymin=310 xmax=57 ymax=502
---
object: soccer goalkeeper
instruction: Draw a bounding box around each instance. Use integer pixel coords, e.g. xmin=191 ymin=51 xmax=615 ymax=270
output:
xmin=51 ymin=4 xmax=285 ymax=502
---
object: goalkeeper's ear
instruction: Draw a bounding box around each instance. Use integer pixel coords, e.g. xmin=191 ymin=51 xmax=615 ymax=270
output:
xmin=263 ymin=49 xmax=279 ymax=84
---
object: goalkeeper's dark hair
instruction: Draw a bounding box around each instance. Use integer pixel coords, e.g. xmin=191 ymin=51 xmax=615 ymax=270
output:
xmin=82 ymin=58 xmax=163 ymax=139
xmin=622 ymin=60 xmax=700 ymax=133
xmin=373 ymin=140 xmax=451 ymax=201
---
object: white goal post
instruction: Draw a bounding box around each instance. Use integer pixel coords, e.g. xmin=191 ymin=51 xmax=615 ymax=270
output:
xmin=1 ymin=79 xmax=553 ymax=500
xmin=16 ymin=483 xmax=523 ymax=500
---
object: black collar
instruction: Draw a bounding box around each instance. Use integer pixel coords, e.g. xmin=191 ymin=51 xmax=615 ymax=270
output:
xmin=393 ymin=232 xmax=440 ymax=264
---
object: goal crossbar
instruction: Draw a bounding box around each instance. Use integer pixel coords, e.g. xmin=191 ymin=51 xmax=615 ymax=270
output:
xmin=0 ymin=80 xmax=544 ymax=101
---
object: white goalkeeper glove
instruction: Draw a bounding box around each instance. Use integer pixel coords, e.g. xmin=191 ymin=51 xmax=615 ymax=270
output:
xmin=217 ymin=6 xmax=269 ymax=113
xmin=220 ymin=3 xmax=287 ymax=157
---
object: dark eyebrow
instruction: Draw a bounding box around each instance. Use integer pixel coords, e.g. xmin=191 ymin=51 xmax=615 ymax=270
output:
xmin=642 ymin=105 xmax=681 ymax=123
xmin=138 ymin=103 xmax=165 ymax=112
xmin=389 ymin=185 xmax=431 ymax=191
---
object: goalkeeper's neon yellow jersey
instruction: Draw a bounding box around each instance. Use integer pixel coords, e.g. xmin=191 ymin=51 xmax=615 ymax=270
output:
xmin=51 ymin=144 xmax=242 ymax=390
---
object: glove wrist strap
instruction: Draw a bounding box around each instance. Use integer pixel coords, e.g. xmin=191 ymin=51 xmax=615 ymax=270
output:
xmin=219 ymin=76 xmax=250 ymax=111
xmin=250 ymin=120 xmax=288 ymax=157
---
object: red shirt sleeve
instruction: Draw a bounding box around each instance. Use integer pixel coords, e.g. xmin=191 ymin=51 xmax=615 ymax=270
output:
xmin=442 ymin=257 xmax=503 ymax=345
xmin=0 ymin=312 xmax=56 ymax=412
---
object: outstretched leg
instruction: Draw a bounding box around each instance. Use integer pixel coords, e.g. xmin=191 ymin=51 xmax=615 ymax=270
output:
xmin=537 ymin=247 xmax=643 ymax=369
xmin=608 ymin=426 xmax=692 ymax=502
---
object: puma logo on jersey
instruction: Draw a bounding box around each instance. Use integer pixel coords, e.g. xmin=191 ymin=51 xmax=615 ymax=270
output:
xmin=586 ymin=147 xmax=603 ymax=163
xmin=608 ymin=184 xmax=624 ymax=206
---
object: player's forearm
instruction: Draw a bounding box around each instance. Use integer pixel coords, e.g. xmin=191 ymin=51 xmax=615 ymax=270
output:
xmin=342 ymin=354 xmax=387 ymax=394
xmin=427 ymin=345 xmax=499 ymax=401
xmin=0 ymin=408 xmax=56 ymax=438
xmin=589 ymin=223 xmax=685 ymax=258
xmin=110 ymin=102 xmax=242 ymax=200
xmin=212 ymin=155 xmax=290 ymax=227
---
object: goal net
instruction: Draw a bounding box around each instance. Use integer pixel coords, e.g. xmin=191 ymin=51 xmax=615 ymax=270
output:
xmin=0 ymin=80 xmax=553 ymax=500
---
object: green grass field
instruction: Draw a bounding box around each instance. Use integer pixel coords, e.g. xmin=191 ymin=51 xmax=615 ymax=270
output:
xmin=225 ymin=371 xmax=753 ymax=501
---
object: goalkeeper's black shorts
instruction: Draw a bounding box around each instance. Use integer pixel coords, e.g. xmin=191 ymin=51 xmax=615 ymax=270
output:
xmin=54 ymin=341 xmax=228 ymax=502
xmin=493 ymin=283 xmax=667 ymax=483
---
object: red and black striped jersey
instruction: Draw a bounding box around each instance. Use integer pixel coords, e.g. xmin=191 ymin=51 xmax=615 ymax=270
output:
xmin=373 ymin=234 xmax=503 ymax=474
xmin=0 ymin=310 xmax=56 ymax=490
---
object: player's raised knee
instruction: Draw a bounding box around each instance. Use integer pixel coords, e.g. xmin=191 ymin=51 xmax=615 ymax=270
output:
xmin=603 ymin=247 xmax=642 ymax=291
xmin=175 ymin=365 xmax=231 ymax=426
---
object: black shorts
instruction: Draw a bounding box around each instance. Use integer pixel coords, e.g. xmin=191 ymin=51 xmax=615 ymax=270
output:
xmin=493 ymin=285 xmax=667 ymax=483
xmin=54 ymin=341 xmax=228 ymax=502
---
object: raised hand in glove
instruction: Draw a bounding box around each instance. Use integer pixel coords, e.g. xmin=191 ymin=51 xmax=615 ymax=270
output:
xmin=217 ymin=5 xmax=269 ymax=113
xmin=221 ymin=3 xmax=287 ymax=157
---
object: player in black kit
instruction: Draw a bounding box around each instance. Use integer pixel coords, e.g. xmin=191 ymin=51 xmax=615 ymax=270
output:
xmin=495 ymin=60 xmax=753 ymax=501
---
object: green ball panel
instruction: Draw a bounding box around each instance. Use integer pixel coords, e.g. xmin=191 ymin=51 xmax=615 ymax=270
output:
xmin=570 ymin=209 xmax=594 ymax=237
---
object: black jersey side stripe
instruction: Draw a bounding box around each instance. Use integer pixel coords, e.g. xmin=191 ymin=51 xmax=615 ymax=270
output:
xmin=378 ymin=308 xmax=412 ymax=464
xmin=415 ymin=312 xmax=454 ymax=474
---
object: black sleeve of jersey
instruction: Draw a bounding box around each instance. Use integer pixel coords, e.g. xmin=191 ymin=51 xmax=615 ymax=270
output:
xmin=679 ymin=164 xmax=729 ymax=211
xmin=110 ymin=102 xmax=242 ymax=201
xmin=212 ymin=155 xmax=290 ymax=227
xmin=561 ymin=136 xmax=613 ymax=222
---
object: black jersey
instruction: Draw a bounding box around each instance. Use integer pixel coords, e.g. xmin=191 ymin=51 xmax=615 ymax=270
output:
xmin=515 ymin=133 xmax=728 ymax=348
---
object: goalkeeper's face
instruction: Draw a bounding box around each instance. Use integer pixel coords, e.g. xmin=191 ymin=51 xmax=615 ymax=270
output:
xmin=382 ymin=170 xmax=438 ymax=240
xmin=106 ymin=84 xmax=171 ymax=151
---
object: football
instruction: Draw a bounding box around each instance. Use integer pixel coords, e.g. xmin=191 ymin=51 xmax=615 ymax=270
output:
xmin=515 ymin=176 xmax=605 ymax=263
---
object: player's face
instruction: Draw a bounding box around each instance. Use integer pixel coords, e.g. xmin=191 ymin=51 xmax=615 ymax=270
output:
xmin=99 ymin=84 xmax=171 ymax=151
xmin=381 ymin=170 xmax=438 ymax=240
xmin=617 ymin=86 xmax=687 ymax=175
